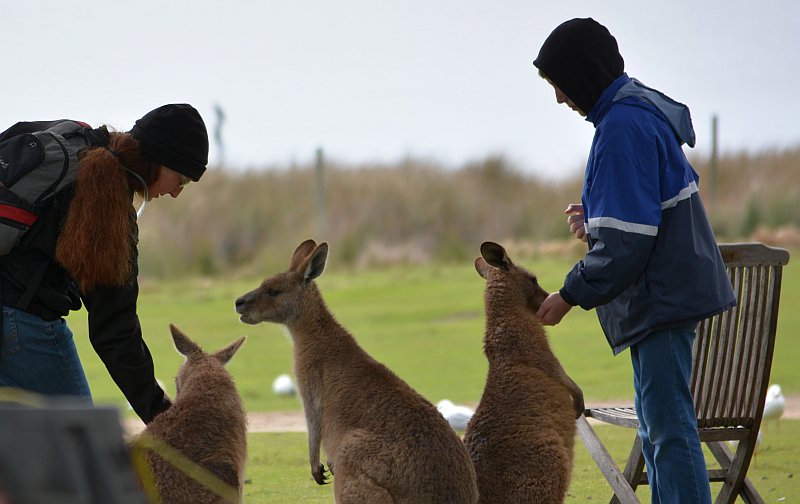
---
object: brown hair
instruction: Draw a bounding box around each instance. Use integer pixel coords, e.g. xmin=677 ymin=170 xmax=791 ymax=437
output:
xmin=55 ymin=132 xmax=161 ymax=292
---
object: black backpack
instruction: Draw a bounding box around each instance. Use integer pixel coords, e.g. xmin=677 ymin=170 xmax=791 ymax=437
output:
xmin=0 ymin=120 xmax=111 ymax=255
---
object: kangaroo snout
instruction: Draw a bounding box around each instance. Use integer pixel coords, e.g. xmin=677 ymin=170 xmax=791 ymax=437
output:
xmin=234 ymin=295 xmax=247 ymax=313
xmin=234 ymin=292 xmax=258 ymax=324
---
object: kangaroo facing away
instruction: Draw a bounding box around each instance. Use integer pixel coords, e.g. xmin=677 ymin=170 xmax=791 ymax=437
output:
xmin=235 ymin=239 xmax=479 ymax=504
xmin=137 ymin=325 xmax=247 ymax=504
xmin=464 ymin=242 xmax=584 ymax=504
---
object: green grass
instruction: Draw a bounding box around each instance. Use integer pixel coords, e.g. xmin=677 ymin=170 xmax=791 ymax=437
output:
xmin=63 ymin=251 xmax=799 ymax=501
xmin=69 ymin=257 xmax=635 ymax=413
xmin=71 ymin=253 xmax=799 ymax=412
xmin=241 ymin=422 xmax=800 ymax=503
xmin=568 ymin=421 xmax=800 ymax=503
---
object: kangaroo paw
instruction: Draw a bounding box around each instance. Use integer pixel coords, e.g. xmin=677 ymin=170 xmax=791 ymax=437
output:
xmin=312 ymin=463 xmax=330 ymax=485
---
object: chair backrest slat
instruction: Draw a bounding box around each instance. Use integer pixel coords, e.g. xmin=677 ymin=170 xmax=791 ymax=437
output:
xmin=737 ymin=266 xmax=760 ymax=424
xmin=690 ymin=318 xmax=709 ymax=398
xmin=716 ymin=275 xmax=739 ymax=423
xmin=703 ymin=310 xmax=724 ymax=421
xmin=724 ymin=266 xmax=747 ymax=425
xmin=692 ymin=243 xmax=789 ymax=429
xmin=742 ymin=266 xmax=778 ymax=422
xmin=733 ymin=266 xmax=756 ymax=424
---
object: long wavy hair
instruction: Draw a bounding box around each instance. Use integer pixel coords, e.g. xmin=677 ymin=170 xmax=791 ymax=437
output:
xmin=55 ymin=132 xmax=161 ymax=292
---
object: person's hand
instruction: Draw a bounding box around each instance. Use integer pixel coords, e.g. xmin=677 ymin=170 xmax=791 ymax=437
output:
xmin=565 ymin=203 xmax=587 ymax=242
xmin=536 ymin=292 xmax=573 ymax=326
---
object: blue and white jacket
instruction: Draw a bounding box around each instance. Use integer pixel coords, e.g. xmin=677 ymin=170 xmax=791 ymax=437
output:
xmin=560 ymin=73 xmax=736 ymax=355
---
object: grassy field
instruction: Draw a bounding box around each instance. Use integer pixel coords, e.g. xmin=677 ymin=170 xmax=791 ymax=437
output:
xmin=243 ymin=422 xmax=799 ymax=503
xmin=69 ymin=257 xmax=634 ymax=412
xmin=70 ymin=250 xmax=800 ymax=412
xmin=65 ymin=249 xmax=799 ymax=502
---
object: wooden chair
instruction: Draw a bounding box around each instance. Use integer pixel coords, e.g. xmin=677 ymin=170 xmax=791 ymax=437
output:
xmin=577 ymin=242 xmax=791 ymax=504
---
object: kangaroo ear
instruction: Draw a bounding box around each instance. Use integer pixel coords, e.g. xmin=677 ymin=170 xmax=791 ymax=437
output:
xmin=213 ymin=336 xmax=246 ymax=365
xmin=303 ymin=242 xmax=328 ymax=282
xmin=170 ymin=324 xmax=200 ymax=356
xmin=290 ymin=239 xmax=318 ymax=272
xmin=475 ymin=257 xmax=490 ymax=279
xmin=480 ymin=241 xmax=513 ymax=270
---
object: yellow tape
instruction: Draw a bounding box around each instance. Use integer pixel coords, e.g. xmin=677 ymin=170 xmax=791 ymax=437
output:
xmin=129 ymin=441 xmax=162 ymax=504
xmin=131 ymin=433 xmax=240 ymax=504
xmin=0 ymin=387 xmax=239 ymax=503
xmin=0 ymin=387 xmax=48 ymax=407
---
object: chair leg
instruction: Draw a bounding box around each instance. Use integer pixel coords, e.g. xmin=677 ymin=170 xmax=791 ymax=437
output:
xmin=576 ymin=416 xmax=640 ymax=504
xmin=610 ymin=435 xmax=646 ymax=504
xmin=707 ymin=441 xmax=765 ymax=504
xmin=622 ymin=435 xmax=646 ymax=488
xmin=737 ymin=478 xmax=765 ymax=504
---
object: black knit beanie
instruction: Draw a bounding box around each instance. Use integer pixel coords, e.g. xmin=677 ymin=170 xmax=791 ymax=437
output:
xmin=533 ymin=18 xmax=624 ymax=115
xmin=130 ymin=104 xmax=209 ymax=181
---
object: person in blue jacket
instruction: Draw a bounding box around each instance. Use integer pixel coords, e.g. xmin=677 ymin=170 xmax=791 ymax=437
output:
xmin=533 ymin=18 xmax=736 ymax=504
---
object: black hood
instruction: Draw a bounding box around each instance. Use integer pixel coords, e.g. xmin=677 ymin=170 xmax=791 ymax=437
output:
xmin=533 ymin=18 xmax=624 ymax=115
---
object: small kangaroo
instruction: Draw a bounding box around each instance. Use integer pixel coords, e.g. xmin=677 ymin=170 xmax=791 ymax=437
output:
xmin=137 ymin=325 xmax=247 ymax=504
xmin=235 ymin=239 xmax=479 ymax=504
xmin=464 ymin=242 xmax=584 ymax=504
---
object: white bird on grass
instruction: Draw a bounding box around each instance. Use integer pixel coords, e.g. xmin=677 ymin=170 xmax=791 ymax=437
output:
xmin=272 ymin=373 xmax=297 ymax=396
xmin=436 ymin=399 xmax=475 ymax=432
xmin=763 ymin=384 xmax=785 ymax=433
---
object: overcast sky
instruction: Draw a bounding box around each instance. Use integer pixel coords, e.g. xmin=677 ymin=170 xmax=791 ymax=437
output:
xmin=2 ymin=1 xmax=797 ymax=180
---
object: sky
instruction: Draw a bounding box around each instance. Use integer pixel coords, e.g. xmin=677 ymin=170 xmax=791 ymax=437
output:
xmin=2 ymin=1 xmax=798 ymax=181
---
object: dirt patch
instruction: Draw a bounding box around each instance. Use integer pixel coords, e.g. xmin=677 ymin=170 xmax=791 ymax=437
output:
xmin=246 ymin=410 xmax=307 ymax=433
xmin=124 ymin=410 xmax=307 ymax=435
xmin=123 ymin=395 xmax=800 ymax=435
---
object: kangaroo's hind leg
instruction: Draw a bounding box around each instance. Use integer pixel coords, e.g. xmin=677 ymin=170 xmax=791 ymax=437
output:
xmin=331 ymin=432 xmax=397 ymax=504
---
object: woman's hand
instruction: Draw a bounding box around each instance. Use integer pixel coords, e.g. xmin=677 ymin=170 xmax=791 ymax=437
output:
xmin=565 ymin=203 xmax=587 ymax=242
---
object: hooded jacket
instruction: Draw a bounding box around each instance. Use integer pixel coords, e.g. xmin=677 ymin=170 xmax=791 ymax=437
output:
xmin=559 ymin=73 xmax=736 ymax=354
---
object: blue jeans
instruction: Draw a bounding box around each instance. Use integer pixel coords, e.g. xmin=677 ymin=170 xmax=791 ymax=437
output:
xmin=631 ymin=325 xmax=711 ymax=504
xmin=0 ymin=306 xmax=93 ymax=402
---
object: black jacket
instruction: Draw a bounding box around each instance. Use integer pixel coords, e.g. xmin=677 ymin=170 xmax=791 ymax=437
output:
xmin=0 ymin=184 xmax=171 ymax=423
